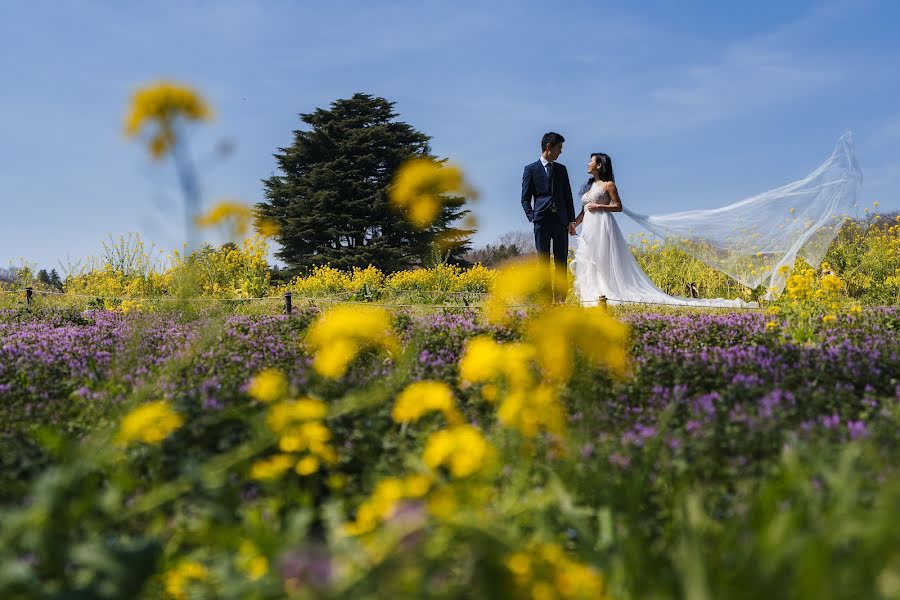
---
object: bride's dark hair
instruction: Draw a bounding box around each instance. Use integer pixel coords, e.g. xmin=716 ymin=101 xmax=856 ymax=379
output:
xmin=581 ymin=152 xmax=615 ymax=194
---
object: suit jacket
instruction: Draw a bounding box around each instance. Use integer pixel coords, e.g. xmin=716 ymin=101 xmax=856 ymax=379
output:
xmin=521 ymin=160 xmax=576 ymax=226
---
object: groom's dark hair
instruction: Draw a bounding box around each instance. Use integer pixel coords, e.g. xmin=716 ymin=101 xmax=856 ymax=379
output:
xmin=541 ymin=132 xmax=565 ymax=151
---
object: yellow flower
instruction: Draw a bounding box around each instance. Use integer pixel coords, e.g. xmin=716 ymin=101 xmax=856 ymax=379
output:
xmin=822 ymin=314 xmax=837 ymax=324
xmin=164 ymin=561 xmax=208 ymax=600
xmin=390 ymin=158 xmax=476 ymax=229
xmin=426 ymin=487 xmax=458 ymax=519
xmin=306 ymin=305 xmax=398 ymax=379
xmin=266 ymin=399 xmax=328 ymax=432
xmin=247 ymin=369 xmax=289 ymax=403
xmin=295 ymin=455 xmax=320 ymax=475
xmin=458 ymin=336 xmax=507 ymax=385
xmin=765 ymin=321 xmax=778 ymax=330
xmin=849 ymin=305 xmax=862 ymax=315
xmin=250 ymin=454 xmax=294 ymax=480
xmin=392 ymin=381 xmax=461 ymax=424
xmin=497 ymin=384 xmax=567 ymax=438
xmin=483 ymin=258 xmax=553 ymax=324
xmin=527 ymin=305 xmax=629 ymax=380
xmin=124 ymin=81 xmax=212 ymax=159
xmin=423 ymin=425 xmax=490 ymax=478
xmin=403 ymin=474 xmax=433 ymax=498
xmin=254 ymin=215 xmax=281 ymax=238
xmin=237 ymin=540 xmax=268 ymax=581
xmin=195 ymin=200 xmax=253 ymax=238
xmin=820 ymin=273 xmax=843 ymax=293
xmin=116 ymin=401 xmax=184 ymax=446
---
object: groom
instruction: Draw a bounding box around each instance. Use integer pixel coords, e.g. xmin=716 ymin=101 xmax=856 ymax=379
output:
xmin=521 ymin=132 xmax=577 ymax=302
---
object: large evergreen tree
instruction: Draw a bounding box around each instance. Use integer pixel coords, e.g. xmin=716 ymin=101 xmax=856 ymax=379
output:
xmin=258 ymin=94 xmax=472 ymax=273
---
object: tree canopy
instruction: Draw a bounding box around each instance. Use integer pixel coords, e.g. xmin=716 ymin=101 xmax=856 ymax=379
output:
xmin=258 ymin=93 xmax=472 ymax=273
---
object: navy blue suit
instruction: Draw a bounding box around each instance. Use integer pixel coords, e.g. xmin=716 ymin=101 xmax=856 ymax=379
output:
xmin=521 ymin=160 xmax=576 ymax=299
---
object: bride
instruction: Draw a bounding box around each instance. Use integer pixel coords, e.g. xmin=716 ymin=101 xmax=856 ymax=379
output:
xmin=569 ymin=135 xmax=860 ymax=307
xmin=571 ymin=152 xmax=755 ymax=307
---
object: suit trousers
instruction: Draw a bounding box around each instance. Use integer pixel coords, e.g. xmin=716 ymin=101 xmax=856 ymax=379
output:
xmin=533 ymin=217 xmax=568 ymax=300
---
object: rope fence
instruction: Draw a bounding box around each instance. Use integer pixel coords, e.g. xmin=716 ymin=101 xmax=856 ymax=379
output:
xmin=1 ymin=285 xmax=764 ymax=312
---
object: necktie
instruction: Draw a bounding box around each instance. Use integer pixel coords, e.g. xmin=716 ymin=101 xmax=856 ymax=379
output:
xmin=546 ymin=162 xmax=553 ymax=193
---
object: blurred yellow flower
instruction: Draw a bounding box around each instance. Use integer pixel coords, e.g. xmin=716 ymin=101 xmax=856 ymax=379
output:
xmin=247 ymin=369 xmax=289 ymax=403
xmin=390 ymin=158 xmax=476 ymax=229
xmin=295 ymin=455 xmax=320 ymax=475
xmin=392 ymin=380 xmax=461 ymax=424
xmin=822 ymin=314 xmax=837 ymax=324
xmin=423 ymin=425 xmax=490 ymax=478
xmin=266 ymin=398 xmax=328 ymax=432
xmin=306 ymin=305 xmax=398 ymax=378
xmin=237 ymin=540 xmax=268 ymax=581
xmin=403 ymin=474 xmax=433 ymax=498
xmin=820 ymin=273 xmax=843 ymax=293
xmin=124 ymin=81 xmax=212 ymax=159
xmin=765 ymin=321 xmax=778 ymax=330
xmin=249 ymin=454 xmax=294 ymax=480
xmin=164 ymin=561 xmax=208 ymax=600
xmin=195 ymin=200 xmax=253 ymax=238
xmin=116 ymin=400 xmax=184 ymax=446
xmin=483 ymin=257 xmax=553 ymax=324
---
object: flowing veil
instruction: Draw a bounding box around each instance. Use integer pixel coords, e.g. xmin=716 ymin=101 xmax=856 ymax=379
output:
xmin=622 ymin=133 xmax=862 ymax=298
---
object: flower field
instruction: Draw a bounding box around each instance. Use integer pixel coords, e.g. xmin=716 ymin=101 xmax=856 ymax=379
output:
xmin=1 ymin=262 xmax=899 ymax=598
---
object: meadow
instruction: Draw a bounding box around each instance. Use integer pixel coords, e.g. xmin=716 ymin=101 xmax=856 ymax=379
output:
xmin=1 ymin=80 xmax=899 ymax=599
xmin=1 ymin=224 xmax=899 ymax=598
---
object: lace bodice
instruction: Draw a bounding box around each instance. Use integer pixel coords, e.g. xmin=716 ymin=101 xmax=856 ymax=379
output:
xmin=581 ymin=181 xmax=610 ymax=206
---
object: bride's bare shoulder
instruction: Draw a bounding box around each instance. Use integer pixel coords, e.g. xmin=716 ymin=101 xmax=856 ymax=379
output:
xmin=602 ymin=180 xmax=617 ymax=191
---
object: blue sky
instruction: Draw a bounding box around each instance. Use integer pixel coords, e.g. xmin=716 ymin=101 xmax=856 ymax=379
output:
xmin=2 ymin=0 xmax=899 ymax=271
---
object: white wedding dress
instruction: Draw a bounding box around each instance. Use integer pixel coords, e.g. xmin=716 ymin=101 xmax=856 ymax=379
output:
xmin=570 ymin=182 xmax=755 ymax=308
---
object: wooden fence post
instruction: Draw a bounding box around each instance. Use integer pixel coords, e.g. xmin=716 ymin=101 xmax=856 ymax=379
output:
xmin=25 ymin=287 xmax=33 ymax=306
xmin=284 ymin=292 xmax=292 ymax=315
xmin=598 ymin=295 xmax=607 ymax=307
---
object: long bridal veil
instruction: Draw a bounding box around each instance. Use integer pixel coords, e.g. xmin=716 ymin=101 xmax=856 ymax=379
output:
xmin=622 ymin=133 xmax=862 ymax=298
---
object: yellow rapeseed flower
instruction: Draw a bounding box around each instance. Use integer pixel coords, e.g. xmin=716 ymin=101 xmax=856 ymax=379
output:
xmin=390 ymin=158 xmax=476 ymax=229
xmin=164 ymin=561 xmax=208 ymax=600
xmin=820 ymin=273 xmax=843 ymax=293
xmin=124 ymin=81 xmax=212 ymax=159
xmin=195 ymin=200 xmax=253 ymax=238
xmin=266 ymin=398 xmax=328 ymax=432
xmin=392 ymin=380 xmax=461 ymax=424
xmin=822 ymin=314 xmax=837 ymax=324
xmin=458 ymin=336 xmax=507 ymax=385
xmin=526 ymin=305 xmax=629 ymax=380
xmin=116 ymin=400 xmax=184 ymax=446
xmin=295 ymin=455 xmax=320 ymax=476
xmin=237 ymin=540 xmax=268 ymax=581
xmin=483 ymin=258 xmax=553 ymax=324
xmin=247 ymin=369 xmax=289 ymax=403
xmin=422 ymin=425 xmax=490 ymax=478
xmin=306 ymin=305 xmax=398 ymax=379
xmin=249 ymin=454 xmax=294 ymax=480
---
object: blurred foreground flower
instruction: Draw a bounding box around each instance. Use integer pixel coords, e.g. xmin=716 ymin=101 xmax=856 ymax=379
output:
xmin=247 ymin=368 xmax=289 ymax=403
xmin=392 ymin=380 xmax=461 ymax=425
xmin=306 ymin=305 xmax=399 ymax=378
xmin=423 ymin=425 xmax=490 ymax=478
xmin=506 ymin=543 xmax=607 ymax=600
xmin=124 ymin=81 xmax=211 ymax=159
xmin=196 ymin=200 xmax=281 ymax=239
xmin=390 ymin=158 xmax=476 ymax=229
xmin=483 ymin=257 xmax=554 ymax=324
xmin=164 ymin=560 xmax=209 ymax=600
xmin=116 ymin=400 xmax=184 ymax=446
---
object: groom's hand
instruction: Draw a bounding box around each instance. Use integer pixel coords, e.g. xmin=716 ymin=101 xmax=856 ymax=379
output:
xmin=568 ymin=222 xmax=577 ymax=235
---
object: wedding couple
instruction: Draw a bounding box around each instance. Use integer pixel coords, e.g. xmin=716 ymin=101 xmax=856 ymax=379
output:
xmin=521 ymin=131 xmax=862 ymax=306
